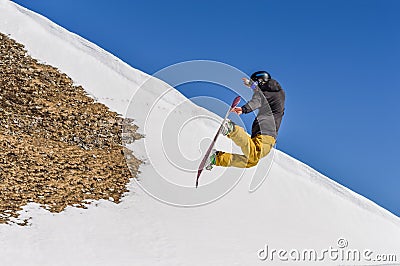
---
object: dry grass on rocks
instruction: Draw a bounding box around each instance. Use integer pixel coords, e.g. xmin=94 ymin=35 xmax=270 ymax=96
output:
xmin=0 ymin=32 xmax=142 ymax=224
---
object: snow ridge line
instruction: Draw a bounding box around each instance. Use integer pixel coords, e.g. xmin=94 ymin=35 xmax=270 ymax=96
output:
xmin=7 ymin=0 xmax=149 ymax=87
xmin=273 ymin=149 xmax=400 ymax=227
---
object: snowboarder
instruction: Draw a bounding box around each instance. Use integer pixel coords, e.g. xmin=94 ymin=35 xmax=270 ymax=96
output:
xmin=206 ymin=71 xmax=285 ymax=169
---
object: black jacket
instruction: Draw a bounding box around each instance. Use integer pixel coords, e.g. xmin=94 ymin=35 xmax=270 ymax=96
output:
xmin=241 ymin=79 xmax=285 ymax=138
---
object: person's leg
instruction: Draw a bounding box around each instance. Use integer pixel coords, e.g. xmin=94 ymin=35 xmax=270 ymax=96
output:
xmin=216 ymin=151 xmax=250 ymax=168
xmin=228 ymin=125 xmax=258 ymax=159
xmin=216 ymin=126 xmax=276 ymax=168
xmin=249 ymin=134 xmax=276 ymax=164
xmin=216 ymin=125 xmax=254 ymax=168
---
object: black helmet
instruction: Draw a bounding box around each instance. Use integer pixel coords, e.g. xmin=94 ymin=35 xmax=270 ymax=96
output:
xmin=250 ymin=71 xmax=271 ymax=85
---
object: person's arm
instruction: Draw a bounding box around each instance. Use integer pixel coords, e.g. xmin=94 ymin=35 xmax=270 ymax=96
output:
xmin=232 ymin=78 xmax=263 ymax=115
xmin=241 ymin=89 xmax=263 ymax=114
xmin=231 ymin=91 xmax=262 ymax=115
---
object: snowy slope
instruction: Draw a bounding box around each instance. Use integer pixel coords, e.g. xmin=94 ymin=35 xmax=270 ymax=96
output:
xmin=0 ymin=1 xmax=399 ymax=265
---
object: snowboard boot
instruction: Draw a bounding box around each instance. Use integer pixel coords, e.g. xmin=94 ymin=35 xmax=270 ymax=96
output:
xmin=205 ymin=149 xmax=217 ymax=170
xmin=220 ymin=119 xmax=234 ymax=136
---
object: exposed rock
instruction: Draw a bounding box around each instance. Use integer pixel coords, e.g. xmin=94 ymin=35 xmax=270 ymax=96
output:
xmin=0 ymin=32 xmax=142 ymax=224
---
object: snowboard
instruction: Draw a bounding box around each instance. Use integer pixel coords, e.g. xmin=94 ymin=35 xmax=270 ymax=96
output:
xmin=196 ymin=96 xmax=241 ymax=188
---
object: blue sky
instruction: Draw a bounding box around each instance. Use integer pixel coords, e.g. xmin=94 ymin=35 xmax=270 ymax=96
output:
xmin=12 ymin=0 xmax=400 ymax=216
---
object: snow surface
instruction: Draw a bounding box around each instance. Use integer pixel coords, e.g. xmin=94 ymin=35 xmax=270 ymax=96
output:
xmin=0 ymin=1 xmax=399 ymax=265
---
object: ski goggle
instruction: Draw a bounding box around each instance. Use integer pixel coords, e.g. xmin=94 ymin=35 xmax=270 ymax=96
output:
xmin=250 ymin=78 xmax=269 ymax=90
xmin=250 ymin=81 xmax=258 ymax=89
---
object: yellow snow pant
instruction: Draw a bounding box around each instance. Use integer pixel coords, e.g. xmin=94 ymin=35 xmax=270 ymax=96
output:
xmin=216 ymin=125 xmax=276 ymax=168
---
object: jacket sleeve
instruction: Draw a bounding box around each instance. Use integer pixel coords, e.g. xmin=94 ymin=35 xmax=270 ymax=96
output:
xmin=241 ymin=89 xmax=263 ymax=114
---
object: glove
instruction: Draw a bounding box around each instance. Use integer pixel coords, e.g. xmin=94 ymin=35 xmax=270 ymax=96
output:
xmin=242 ymin=78 xmax=251 ymax=87
xmin=231 ymin=107 xmax=243 ymax=115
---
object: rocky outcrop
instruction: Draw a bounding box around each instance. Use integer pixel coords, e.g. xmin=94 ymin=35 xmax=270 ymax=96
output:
xmin=0 ymin=33 xmax=142 ymax=224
